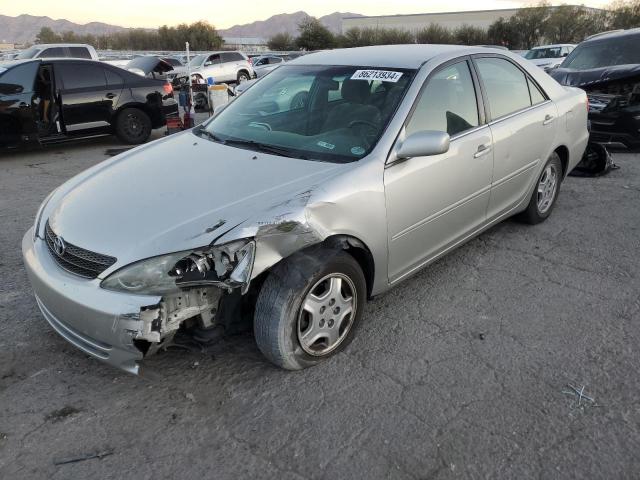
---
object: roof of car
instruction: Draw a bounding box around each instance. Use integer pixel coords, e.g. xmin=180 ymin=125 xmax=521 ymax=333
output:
xmin=30 ymin=43 xmax=95 ymax=48
xmin=585 ymin=27 xmax=640 ymax=42
xmin=291 ymin=44 xmax=494 ymax=69
xmin=531 ymin=43 xmax=575 ymax=49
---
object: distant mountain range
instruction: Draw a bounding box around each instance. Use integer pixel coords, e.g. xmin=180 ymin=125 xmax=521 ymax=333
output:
xmin=0 ymin=14 xmax=127 ymax=44
xmin=0 ymin=12 xmax=363 ymax=45
xmin=220 ymin=11 xmax=362 ymax=38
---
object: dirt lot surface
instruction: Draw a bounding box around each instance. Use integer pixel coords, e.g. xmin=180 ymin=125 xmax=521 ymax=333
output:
xmin=0 ymin=133 xmax=638 ymax=479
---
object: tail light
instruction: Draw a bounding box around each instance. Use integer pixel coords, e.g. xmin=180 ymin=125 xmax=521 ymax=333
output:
xmin=163 ymin=82 xmax=173 ymax=96
xmin=248 ymin=57 xmax=253 ymax=66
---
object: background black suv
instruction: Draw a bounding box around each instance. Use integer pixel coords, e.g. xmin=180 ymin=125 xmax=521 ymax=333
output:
xmin=0 ymin=58 xmax=178 ymax=148
xmin=551 ymin=28 xmax=640 ymax=150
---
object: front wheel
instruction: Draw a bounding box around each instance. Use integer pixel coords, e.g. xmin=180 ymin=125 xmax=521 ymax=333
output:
xmin=115 ymin=108 xmax=152 ymax=145
xmin=254 ymin=248 xmax=366 ymax=370
xmin=519 ymin=152 xmax=562 ymax=224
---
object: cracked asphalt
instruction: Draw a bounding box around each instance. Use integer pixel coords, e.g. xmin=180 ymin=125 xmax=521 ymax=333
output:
xmin=0 ymin=134 xmax=639 ymax=479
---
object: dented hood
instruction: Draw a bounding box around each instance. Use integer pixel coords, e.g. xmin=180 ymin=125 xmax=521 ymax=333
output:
xmin=550 ymin=64 xmax=640 ymax=88
xmin=47 ymin=131 xmax=343 ymax=270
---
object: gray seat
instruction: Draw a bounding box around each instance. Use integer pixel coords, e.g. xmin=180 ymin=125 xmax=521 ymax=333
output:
xmin=323 ymin=80 xmax=381 ymax=131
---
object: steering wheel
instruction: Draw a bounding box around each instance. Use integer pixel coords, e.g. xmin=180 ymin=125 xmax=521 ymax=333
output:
xmin=348 ymin=120 xmax=378 ymax=145
xmin=348 ymin=120 xmax=378 ymax=130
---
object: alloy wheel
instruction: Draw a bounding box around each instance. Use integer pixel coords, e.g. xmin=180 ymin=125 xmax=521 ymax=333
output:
xmin=297 ymin=273 xmax=357 ymax=356
xmin=537 ymin=163 xmax=558 ymax=214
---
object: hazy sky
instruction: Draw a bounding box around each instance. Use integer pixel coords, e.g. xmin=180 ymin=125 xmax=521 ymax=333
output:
xmin=2 ymin=0 xmax=609 ymax=29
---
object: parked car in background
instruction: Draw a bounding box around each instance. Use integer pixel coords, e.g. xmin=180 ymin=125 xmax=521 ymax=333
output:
xmin=524 ymin=44 xmax=575 ymax=71
xmin=0 ymin=58 xmax=178 ymax=148
xmin=126 ymin=55 xmax=176 ymax=80
xmin=253 ymin=55 xmax=286 ymax=77
xmin=22 ymin=45 xmax=588 ymax=374
xmin=551 ymin=28 xmax=640 ymax=149
xmin=169 ymin=51 xmax=255 ymax=84
xmin=11 ymin=44 xmax=99 ymax=62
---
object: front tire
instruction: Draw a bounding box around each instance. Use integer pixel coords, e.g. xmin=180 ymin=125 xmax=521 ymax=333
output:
xmin=115 ymin=108 xmax=152 ymax=145
xmin=519 ymin=152 xmax=562 ymax=224
xmin=254 ymin=248 xmax=366 ymax=370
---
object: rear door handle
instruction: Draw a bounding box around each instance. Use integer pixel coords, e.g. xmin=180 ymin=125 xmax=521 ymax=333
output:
xmin=474 ymin=143 xmax=492 ymax=158
xmin=105 ymin=93 xmax=117 ymax=99
xmin=543 ymin=114 xmax=555 ymax=125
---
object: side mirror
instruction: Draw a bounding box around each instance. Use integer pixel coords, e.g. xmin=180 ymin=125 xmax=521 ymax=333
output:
xmin=0 ymin=83 xmax=23 ymax=95
xmin=204 ymin=61 xmax=213 ymax=67
xmin=396 ymin=130 xmax=450 ymax=159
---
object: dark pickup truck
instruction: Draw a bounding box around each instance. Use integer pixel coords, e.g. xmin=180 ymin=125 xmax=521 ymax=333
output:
xmin=0 ymin=58 xmax=178 ymax=148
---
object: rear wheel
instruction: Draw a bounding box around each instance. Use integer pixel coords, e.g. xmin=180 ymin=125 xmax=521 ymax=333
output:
xmin=237 ymin=71 xmax=250 ymax=84
xmin=115 ymin=108 xmax=152 ymax=144
xmin=519 ymin=152 xmax=562 ymax=224
xmin=254 ymin=248 xmax=366 ymax=370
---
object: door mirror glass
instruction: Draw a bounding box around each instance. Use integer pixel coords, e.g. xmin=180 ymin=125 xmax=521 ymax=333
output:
xmin=397 ymin=130 xmax=450 ymax=159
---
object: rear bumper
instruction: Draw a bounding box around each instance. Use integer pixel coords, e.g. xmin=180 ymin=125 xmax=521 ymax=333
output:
xmin=22 ymin=228 xmax=160 ymax=374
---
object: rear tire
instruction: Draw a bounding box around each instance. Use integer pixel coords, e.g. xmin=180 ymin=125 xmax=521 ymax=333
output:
xmin=254 ymin=248 xmax=366 ymax=370
xmin=237 ymin=71 xmax=250 ymax=84
xmin=519 ymin=152 xmax=562 ymax=224
xmin=115 ymin=108 xmax=152 ymax=145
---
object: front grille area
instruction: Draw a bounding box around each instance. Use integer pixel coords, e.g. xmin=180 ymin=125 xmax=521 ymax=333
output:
xmin=45 ymin=221 xmax=117 ymax=279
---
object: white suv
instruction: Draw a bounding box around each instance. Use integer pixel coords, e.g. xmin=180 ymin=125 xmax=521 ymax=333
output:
xmin=524 ymin=44 xmax=575 ymax=72
xmin=172 ymin=51 xmax=255 ymax=84
xmin=13 ymin=44 xmax=99 ymax=61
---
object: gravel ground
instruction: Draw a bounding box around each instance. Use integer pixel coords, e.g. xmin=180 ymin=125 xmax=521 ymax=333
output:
xmin=0 ymin=134 xmax=638 ymax=479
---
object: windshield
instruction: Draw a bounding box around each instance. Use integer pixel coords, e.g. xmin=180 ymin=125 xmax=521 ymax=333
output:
xmin=562 ymin=35 xmax=640 ymax=69
xmin=15 ymin=46 xmax=40 ymax=59
xmin=525 ymin=47 xmax=562 ymax=60
xmin=189 ymin=54 xmax=206 ymax=66
xmin=199 ymin=65 xmax=415 ymax=163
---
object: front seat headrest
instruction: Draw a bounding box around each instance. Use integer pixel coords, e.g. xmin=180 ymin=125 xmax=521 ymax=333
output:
xmin=341 ymin=80 xmax=370 ymax=104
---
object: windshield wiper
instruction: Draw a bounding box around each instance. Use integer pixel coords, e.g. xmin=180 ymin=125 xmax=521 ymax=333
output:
xmin=194 ymin=127 xmax=224 ymax=143
xmin=221 ymin=138 xmax=307 ymax=159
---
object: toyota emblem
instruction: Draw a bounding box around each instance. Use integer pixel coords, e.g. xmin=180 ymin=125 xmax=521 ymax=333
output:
xmin=53 ymin=236 xmax=66 ymax=257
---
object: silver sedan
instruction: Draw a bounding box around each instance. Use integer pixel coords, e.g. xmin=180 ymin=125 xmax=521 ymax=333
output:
xmin=22 ymin=45 xmax=589 ymax=374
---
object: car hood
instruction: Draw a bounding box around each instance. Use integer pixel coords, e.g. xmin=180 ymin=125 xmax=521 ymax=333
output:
xmin=550 ymin=64 xmax=640 ymax=87
xmin=47 ymin=131 xmax=343 ymax=269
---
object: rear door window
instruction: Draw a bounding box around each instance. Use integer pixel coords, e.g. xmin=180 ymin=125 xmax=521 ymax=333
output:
xmin=104 ymin=68 xmax=123 ymax=86
xmin=68 ymin=47 xmax=92 ymax=59
xmin=406 ymin=61 xmax=479 ymax=137
xmin=475 ymin=57 xmax=532 ymax=119
xmin=39 ymin=47 xmax=66 ymax=58
xmin=58 ymin=63 xmax=107 ymax=90
xmin=528 ymin=77 xmax=546 ymax=105
xmin=0 ymin=62 xmax=39 ymax=93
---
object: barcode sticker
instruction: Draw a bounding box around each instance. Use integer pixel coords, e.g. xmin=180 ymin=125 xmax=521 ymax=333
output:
xmin=350 ymin=70 xmax=403 ymax=82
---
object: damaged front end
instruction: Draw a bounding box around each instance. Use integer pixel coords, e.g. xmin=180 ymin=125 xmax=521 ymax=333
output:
xmin=552 ymin=65 xmax=640 ymax=149
xmin=102 ymin=239 xmax=256 ymax=353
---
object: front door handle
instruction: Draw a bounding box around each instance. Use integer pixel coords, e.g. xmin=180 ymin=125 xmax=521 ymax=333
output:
xmin=105 ymin=93 xmax=117 ymax=99
xmin=474 ymin=143 xmax=492 ymax=158
xmin=543 ymin=114 xmax=555 ymax=125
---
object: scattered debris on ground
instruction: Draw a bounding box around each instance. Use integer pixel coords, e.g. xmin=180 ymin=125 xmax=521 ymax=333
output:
xmin=53 ymin=450 xmax=114 ymax=466
xmin=44 ymin=406 xmax=82 ymax=423
xmin=562 ymin=384 xmax=600 ymax=409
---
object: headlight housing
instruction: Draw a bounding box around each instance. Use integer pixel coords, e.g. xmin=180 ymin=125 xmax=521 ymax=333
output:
xmin=100 ymin=240 xmax=256 ymax=296
xmin=33 ymin=188 xmax=58 ymax=241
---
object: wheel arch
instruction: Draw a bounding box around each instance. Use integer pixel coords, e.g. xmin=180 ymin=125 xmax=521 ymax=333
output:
xmin=321 ymin=234 xmax=375 ymax=299
xmin=554 ymin=145 xmax=570 ymax=179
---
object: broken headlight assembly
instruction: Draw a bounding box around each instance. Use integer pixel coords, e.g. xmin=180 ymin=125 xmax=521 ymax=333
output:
xmin=100 ymin=239 xmax=256 ymax=295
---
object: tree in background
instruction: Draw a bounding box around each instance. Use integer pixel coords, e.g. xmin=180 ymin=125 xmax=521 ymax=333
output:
xmin=268 ymin=32 xmax=297 ymax=51
xmin=296 ymin=17 xmax=335 ymax=50
xmin=609 ymin=0 xmax=640 ymax=28
xmin=454 ymin=24 xmax=488 ymax=45
xmin=415 ymin=24 xmax=454 ymax=44
xmin=543 ymin=5 xmax=597 ymax=43
xmin=35 ymin=27 xmax=61 ymax=43
xmin=487 ymin=17 xmax=521 ymax=48
xmin=509 ymin=2 xmax=551 ymax=49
